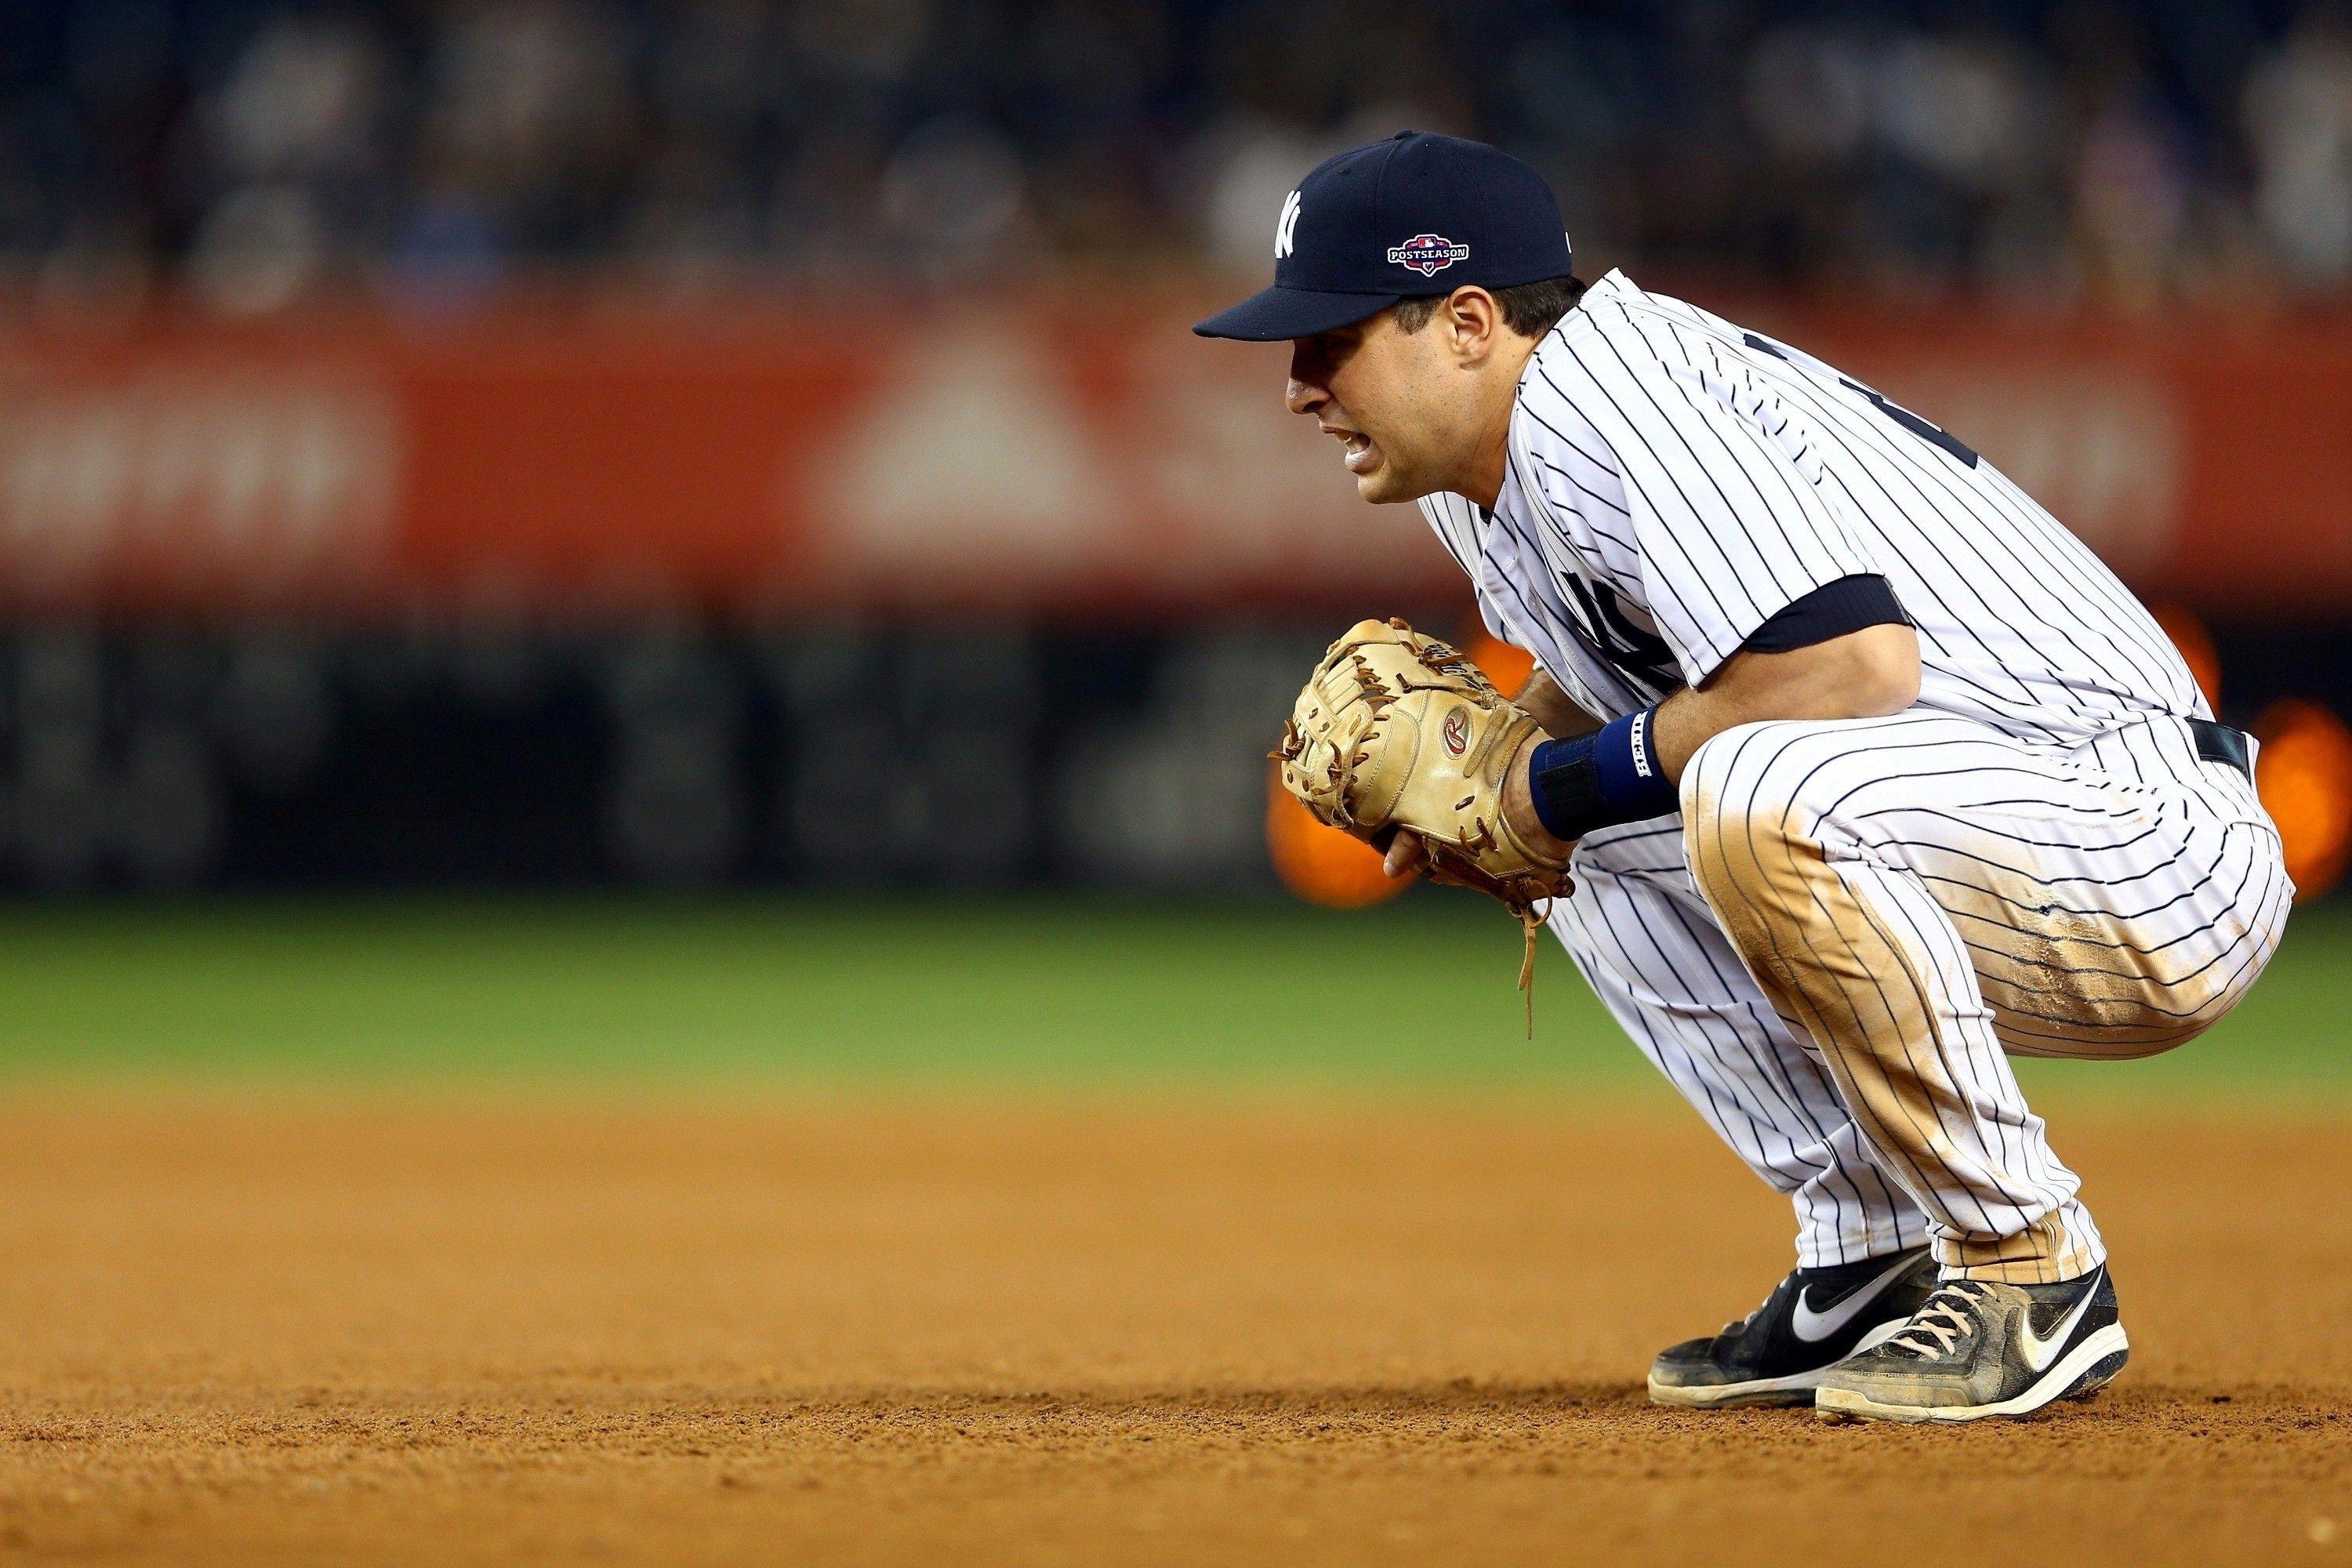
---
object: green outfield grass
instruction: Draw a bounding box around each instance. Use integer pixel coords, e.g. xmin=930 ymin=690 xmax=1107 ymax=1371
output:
xmin=0 ymin=891 xmax=2341 ymax=1099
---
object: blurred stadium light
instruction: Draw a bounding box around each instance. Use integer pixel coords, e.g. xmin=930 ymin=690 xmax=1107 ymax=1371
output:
xmin=1265 ymin=777 xmax=1404 ymax=909
xmin=2256 ymin=699 xmax=2352 ymax=902
xmin=2151 ymin=604 xmax=2223 ymax=711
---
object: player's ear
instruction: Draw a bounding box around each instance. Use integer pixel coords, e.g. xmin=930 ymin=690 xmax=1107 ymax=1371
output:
xmin=1444 ymin=287 xmax=1501 ymax=366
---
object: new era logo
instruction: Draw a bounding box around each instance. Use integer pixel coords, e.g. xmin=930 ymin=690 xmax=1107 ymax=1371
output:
xmin=1387 ymin=234 xmax=1470 ymax=275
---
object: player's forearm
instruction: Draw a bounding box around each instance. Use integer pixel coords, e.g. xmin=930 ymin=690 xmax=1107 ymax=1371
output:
xmin=1515 ymin=668 xmax=1602 ymax=741
xmin=1501 ymin=624 xmax=1919 ymax=858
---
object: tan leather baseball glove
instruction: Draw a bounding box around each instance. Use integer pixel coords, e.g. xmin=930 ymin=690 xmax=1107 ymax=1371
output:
xmin=1272 ymin=618 xmax=1571 ymax=1029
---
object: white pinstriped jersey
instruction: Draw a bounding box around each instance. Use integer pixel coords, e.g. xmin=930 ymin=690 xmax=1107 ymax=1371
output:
xmin=1421 ymin=270 xmax=2208 ymax=745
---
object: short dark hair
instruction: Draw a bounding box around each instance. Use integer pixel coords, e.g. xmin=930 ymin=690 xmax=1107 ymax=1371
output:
xmin=1391 ymin=275 xmax=1585 ymax=339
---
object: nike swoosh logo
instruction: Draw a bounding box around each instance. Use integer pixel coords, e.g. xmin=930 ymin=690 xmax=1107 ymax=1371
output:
xmin=2018 ymin=1270 xmax=2104 ymax=1372
xmin=1791 ymin=1254 xmax=1921 ymax=1345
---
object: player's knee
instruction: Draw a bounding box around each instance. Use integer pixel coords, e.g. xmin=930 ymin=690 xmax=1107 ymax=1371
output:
xmin=1679 ymin=721 xmax=1824 ymax=837
xmin=1679 ymin=722 xmax=1838 ymax=898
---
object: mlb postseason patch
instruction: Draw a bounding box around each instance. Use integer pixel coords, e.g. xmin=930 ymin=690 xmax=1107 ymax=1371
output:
xmin=1387 ymin=234 xmax=1471 ymax=276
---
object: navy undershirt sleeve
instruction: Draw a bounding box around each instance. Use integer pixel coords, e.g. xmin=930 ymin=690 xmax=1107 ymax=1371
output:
xmin=1741 ymin=574 xmax=1909 ymax=654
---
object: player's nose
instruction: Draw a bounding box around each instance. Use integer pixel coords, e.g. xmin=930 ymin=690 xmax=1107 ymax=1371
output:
xmin=1285 ymin=342 xmax=1328 ymax=416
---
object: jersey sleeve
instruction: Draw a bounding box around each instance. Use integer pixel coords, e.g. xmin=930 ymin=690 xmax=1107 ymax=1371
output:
xmin=1538 ymin=336 xmax=1885 ymax=688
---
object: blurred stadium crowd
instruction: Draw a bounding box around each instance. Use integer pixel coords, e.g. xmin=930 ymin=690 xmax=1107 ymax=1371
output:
xmin=5 ymin=0 xmax=2352 ymax=312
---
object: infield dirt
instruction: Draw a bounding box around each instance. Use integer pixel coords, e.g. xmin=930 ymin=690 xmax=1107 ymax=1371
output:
xmin=2 ymin=1094 xmax=2347 ymax=1566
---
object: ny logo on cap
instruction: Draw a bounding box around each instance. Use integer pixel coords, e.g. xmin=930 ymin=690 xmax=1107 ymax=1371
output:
xmin=1275 ymin=190 xmax=1302 ymax=260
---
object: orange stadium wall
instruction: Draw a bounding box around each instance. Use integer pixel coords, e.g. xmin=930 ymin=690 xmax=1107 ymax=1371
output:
xmin=1 ymin=292 xmax=2347 ymax=619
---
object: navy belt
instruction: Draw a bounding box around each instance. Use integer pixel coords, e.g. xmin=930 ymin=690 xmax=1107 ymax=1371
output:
xmin=2190 ymin=718 xmax=2252 ymax=776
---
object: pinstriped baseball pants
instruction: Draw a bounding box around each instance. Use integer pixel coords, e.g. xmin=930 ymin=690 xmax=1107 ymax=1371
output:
xmin=1553 ymin=711 xmax=2289 ymax=1285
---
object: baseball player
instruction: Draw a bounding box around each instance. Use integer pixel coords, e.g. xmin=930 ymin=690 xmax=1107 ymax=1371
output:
xmin=1201 ymin=132 xmax=2290 ymax=1422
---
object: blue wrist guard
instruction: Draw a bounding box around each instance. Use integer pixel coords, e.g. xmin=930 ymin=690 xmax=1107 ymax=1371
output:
xmin=1529 ymin=704 xmax=1679 ymax=842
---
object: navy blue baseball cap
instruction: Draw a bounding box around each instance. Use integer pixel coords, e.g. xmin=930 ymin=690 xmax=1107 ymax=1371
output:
xmin=1193 ymin=131 xmax=1573 ymax=342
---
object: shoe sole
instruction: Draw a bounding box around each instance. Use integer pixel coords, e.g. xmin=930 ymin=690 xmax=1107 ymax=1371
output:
xmin=1650 ymin=1318 xmax=1913 ymax=1410
xmin=1814 ymin=1324 xmax=2129 ymax=1425
xmin=1648 ymin=1369 xmax=1824 ymax=1409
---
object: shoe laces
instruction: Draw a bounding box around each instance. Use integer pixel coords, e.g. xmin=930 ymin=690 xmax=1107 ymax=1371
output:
xmin=1886 ymin=1281 xmax=1990 ymax=1359
xmin=1725 ymin=1281 xmax=1782 ymax=1337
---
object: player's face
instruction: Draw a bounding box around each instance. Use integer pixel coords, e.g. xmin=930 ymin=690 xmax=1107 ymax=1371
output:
xmin=1285 ymin=310 xmax=1468 ymax=504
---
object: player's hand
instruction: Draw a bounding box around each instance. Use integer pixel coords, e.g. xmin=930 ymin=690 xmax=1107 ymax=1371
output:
xmin=1382 ymin=829 xmax=1425 ymax=880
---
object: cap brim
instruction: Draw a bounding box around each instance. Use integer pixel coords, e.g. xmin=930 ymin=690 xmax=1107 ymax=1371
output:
xmin=1192 ymin=285 xmax=1399 ymax=341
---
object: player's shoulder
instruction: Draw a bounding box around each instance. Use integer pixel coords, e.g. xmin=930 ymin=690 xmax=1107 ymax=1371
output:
xmin=1522 ymin=272 xmax=1796 ymax=440
xmin=1524 ymin=270 xmax=1708 ymax=398
xmin=1583 ymin=271 xmax=1771 ymax=358
xmin=1512 ymin=290 xmax=1636 ymax=461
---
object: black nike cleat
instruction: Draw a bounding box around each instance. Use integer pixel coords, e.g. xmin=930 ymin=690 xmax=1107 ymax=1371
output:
xmin=1813 ymin=1266 xmax=2128 ymax=1424
xmin=1648 ymin=1248 xmax=1939 ymax=1409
